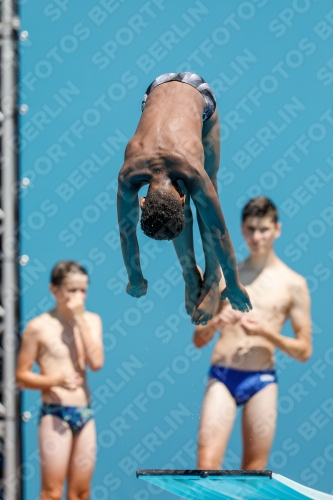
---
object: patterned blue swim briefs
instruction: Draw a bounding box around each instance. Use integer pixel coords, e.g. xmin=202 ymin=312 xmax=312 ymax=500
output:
xmin=40 ymin=403 xmax=93 ymax=435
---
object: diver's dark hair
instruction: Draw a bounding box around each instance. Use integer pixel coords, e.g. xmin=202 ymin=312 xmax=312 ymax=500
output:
xmin=140 ymin=189 xmax=185 ymax=240
xmin=242 ymin=196 xmax=278 ymax=223
xmin=50 ymin=261 xmax=88 ymax=286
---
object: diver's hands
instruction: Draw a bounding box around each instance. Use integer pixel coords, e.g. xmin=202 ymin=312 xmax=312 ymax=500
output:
xmin=126 ymin=277 xmax=148 ymax=297
xmin=221 ymin=284 xmax=252 ymax=312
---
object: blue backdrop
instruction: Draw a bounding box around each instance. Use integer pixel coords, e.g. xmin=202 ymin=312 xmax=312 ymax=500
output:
xmin=19 ymin=0 xmax=333 ymax=498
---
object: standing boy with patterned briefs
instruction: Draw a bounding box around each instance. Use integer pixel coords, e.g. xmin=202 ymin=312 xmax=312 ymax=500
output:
xmin=16 ymin=261 xmax=104 ymax=500
xmin=193 ymin=197 xmax=312 ymax=470
xmin=117 ymin=72 xmax=252 ymax=325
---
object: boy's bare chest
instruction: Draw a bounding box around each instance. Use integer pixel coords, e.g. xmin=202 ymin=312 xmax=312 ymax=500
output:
xmin=240 ymin=268 xmax=292 ymax=318
xmin=38 ymin=325 xmax=84 ymax=362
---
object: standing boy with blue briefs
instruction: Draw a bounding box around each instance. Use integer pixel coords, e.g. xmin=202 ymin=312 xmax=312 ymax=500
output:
xmin=117 ymin=72 xmax=252 ymax=325
xmin=16 ymin=261 xmax=104 ymax=500
xmin=193 ymin=197 xmax=312 ymax=470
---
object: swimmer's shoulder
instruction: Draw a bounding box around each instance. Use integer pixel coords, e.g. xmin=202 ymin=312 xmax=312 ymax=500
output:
xmin=275 ymin=258 xmax=308 ymax=291
xmin=84 ymin=311 xmax=103 ymax=329
xmin=84 ymin=311 xmax=101 ymax=321
xmin=118 ymin=158 xmax=151 ymax=192
xmin=22 ymin=312 xmax=53 ymax=340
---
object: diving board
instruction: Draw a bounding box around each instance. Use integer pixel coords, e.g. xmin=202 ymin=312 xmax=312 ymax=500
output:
xmin=137 ymin=470 xmax=333 ymax=500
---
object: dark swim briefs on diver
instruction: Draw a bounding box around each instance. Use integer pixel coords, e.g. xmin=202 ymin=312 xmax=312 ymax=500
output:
xmin=209 ymin=365 xmax=277 ymax=406
xmin=141 ymin=72 xmax=217 ymax=121
xmin=40 ymin=403 xmax=93 ymax=435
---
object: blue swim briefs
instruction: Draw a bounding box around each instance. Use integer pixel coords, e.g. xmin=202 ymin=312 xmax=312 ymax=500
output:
xmin=209 ymin=365 xmax=277 ymax=406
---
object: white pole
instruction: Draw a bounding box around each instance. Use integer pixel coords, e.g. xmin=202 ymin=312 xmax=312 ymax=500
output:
xmin=1 ymin=0 xmax=20 ymax=497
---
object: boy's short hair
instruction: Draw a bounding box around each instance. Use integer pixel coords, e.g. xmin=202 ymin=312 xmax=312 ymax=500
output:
xmin=140 ymin=188 xmax=185 ymax=240
xmin=50 ymin=261 xmax=88 ymax=286
xmin=242 ymin=196 xmax=278 ymax=223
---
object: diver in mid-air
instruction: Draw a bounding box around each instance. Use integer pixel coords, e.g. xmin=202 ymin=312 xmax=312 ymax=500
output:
xmin=117 ymin=72 xmax=252 ymax=325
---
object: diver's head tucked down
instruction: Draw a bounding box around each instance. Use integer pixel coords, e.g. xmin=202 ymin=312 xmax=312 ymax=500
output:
xmin=140 ymin=184 xmax=186 ymax=240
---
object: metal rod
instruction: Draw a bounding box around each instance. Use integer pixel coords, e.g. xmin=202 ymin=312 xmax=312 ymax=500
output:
xmin=1 ymin=0 xmax=20 ymax=497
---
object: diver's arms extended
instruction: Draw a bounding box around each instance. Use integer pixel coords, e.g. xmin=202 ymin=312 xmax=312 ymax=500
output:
xmin=186 ymin=169 xmax=252 ymax=312
xmin=117 ymin=173 xmax=147 ymax=297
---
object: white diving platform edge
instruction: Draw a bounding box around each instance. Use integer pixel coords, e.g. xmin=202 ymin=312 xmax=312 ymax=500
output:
xmin=136 ymin=470 xmax=333 ymax=500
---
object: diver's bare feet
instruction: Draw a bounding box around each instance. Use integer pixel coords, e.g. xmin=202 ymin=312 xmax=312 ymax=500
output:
xmin=191 ymin=280 xmax=220 ymax=325
xmin=185 ymin=266 xmax=203 ymax=317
